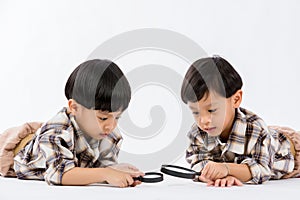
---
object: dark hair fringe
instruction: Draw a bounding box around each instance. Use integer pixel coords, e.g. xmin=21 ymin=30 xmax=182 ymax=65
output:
xmin=181 ymin=56 xmax=243 ymax=104
xmin=65 ymin=59 xmax=131 ymax=112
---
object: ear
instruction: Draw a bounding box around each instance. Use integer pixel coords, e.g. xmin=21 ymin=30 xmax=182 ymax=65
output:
xmin=68 ymin=99 xmax=79 ymax=115
xmin=232 ymin=90 xmax=243 ymax=108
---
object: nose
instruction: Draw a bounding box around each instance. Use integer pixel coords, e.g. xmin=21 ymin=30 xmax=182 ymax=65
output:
xmin=199 ymin=113 xmax=212 ymax=125
xmin=103 ymin=119 xmax=116 ymax=134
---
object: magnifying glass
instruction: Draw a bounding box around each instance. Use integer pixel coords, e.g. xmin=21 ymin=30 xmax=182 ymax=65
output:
xmin=160 ymin=164 xmax=201 ymax=179
xmin=133 ymin=172 xmax=164 ymax=183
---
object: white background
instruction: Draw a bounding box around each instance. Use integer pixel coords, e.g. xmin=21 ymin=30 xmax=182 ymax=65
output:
xmin=0 ymin=0 xmax=300 ymax=165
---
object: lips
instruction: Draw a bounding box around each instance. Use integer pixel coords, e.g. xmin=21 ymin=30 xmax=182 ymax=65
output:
xmin=204 ymin=127 xmax=216 ymax=132
xmin=99 ymin=133 xmax=109 ymax=137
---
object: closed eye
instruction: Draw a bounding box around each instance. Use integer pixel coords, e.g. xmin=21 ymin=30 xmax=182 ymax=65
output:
xmin=208 ymin=109 xmax=217 ymax=113
xmin=98 ymin=117 xmax=108 ymax=121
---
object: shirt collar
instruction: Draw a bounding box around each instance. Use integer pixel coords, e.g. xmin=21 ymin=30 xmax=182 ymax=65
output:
xmin=226 ymin=108 xmax=247 ymax=154
xmin=202 ymin=108 xmax=247 ymax=154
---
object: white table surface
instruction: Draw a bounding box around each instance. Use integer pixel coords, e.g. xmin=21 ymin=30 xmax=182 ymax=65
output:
xmin=1 ymin=174 xmax=299 ymax=200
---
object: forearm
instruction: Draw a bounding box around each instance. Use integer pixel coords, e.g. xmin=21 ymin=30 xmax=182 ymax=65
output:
xmin=61 ymin=167 xmax=108 ymax=186
xmin=226 ymin=163 xmax=252 ymax=182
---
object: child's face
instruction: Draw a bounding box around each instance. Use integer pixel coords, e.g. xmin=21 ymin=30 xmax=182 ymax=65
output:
xmin=69 ymin=100 xmax=122 ymax=140
xmin=187 ymin=90 xmax=242 ymax=139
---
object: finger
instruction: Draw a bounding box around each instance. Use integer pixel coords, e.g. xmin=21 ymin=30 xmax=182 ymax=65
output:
xmin=135 ymin=180 xmax=142 ymax=185
xmin=221 ymin=179 xmax=227 ymax=187
xmin=206 ymin=180 xmax=214 ymax=186
xmin=119 ymin=178 xmax=128 ymax=188
xmin=214 ymin=179 xmax=221 ymax=187
xmin=131 ymin=181 xmax=142 ymax=187
xmin=126 ymin=175 xmax=134 ymax=186
xmin=234 ymin=178 xmax=243 ymax=186
xmin=227 ymin=178 xmax=234 ymax=187
xmin=119 ymin=181 xmax=126 ymax=188
xmin=122 ymin=177 xmax=129 ymax=188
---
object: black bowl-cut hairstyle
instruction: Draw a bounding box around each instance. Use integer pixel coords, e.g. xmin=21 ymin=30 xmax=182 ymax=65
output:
xmin=65 ymin=59 xmax=131 ymax=112
xmin=181 ymin=56 xmax=243 ymax=104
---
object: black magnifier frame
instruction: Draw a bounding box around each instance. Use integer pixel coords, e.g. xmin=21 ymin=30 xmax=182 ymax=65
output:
xmin=133 ymin=172 xmax=164 ymax=183
xmin=160 ymin=164 xmax=201 ymax=179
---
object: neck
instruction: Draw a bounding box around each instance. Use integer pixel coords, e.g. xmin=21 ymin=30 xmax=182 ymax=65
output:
xmin=219 ymin=109 xmax=237 ymax=143
xmin=219 ymin=131 xmax=230 ymax=143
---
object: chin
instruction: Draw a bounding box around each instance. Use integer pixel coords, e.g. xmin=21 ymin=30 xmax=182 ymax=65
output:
xmin=89 ymin=135 xmax=103 ymax=140
xmin=207 ymin=129 xmax=221 ymax=137
xmin=208 ymin=133 xmax=221 ymax=137
xmin=97 ymin=134 xmax=108 ymax=138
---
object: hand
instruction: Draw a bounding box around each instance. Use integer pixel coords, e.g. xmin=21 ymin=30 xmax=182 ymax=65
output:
xmin=103 ymin=167 xmax=136 ymax=188
xmin=197 ymin=174 xmax=214 ymax=184
xmin=207 ymin=175 xmax=243 ymax=187
xmin=201 ymin=161 xmax=229 ymax=181
xmin=108 ymin=163 xmax=145 ymax=186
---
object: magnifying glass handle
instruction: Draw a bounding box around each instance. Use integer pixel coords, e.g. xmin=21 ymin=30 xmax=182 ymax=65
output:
xmin=133 ymin=176 xmax=142 ymax=181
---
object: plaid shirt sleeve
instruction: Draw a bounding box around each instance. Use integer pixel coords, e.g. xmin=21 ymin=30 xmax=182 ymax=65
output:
xmin=240 ymin=125 xmax=273 ymax=184
xmin=39 ymin=129 xmax=76 ymax=185
xmin=240 ymin=112 xmax=294 ymax=184
xmin=14 ymin=128 xmax=76 ymax=185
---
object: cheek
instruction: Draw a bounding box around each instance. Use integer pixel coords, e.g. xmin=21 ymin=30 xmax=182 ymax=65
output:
xmin=84 ymin=114 xmax=102 ymax=132
xmin=194 ymin=116 xmax=204 ymax=129
xmin=94 ymin=119 xmax=104 ymax=130
xmin=113 ymin=120 xmax=119 ymax=128
xmin=108 ymin=120 xmax=118 ymax=129
xmin=193 ymin=115 xmax=200 ymax=124
xmin=212 ymin=112 xmax=226 ymax=126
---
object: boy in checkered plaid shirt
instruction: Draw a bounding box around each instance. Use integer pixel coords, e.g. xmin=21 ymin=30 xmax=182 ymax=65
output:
xmin=1 ymin=59 xmax=143 ymax=187
xmin=181 ymin=56 xmax=300 ymax=186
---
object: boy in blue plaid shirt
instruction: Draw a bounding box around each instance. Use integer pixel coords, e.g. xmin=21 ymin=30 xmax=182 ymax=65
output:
xmin=181 ymin=56 xmax=300 ymax=187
